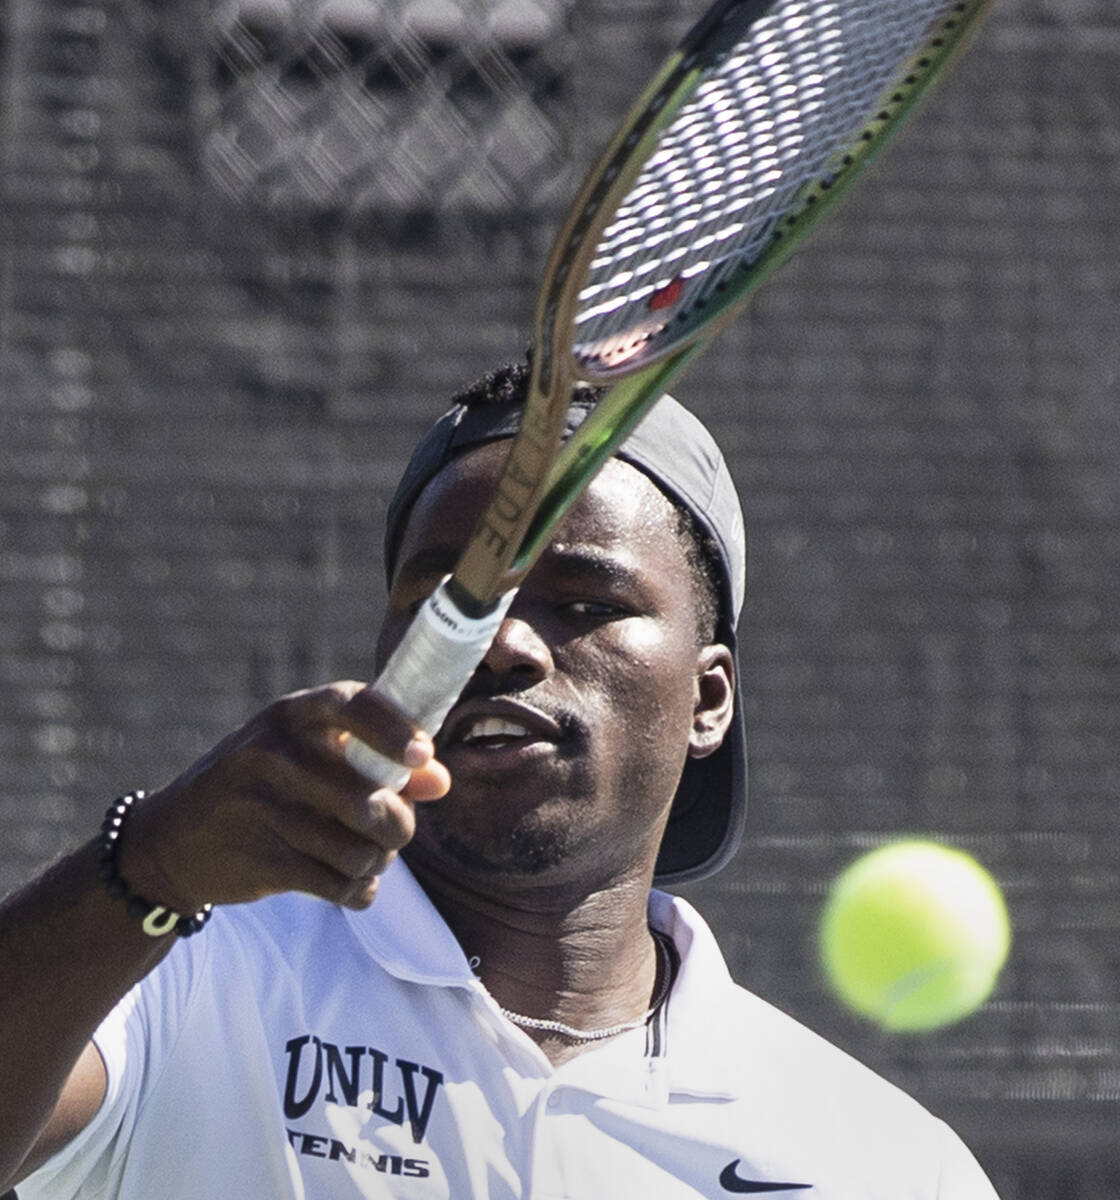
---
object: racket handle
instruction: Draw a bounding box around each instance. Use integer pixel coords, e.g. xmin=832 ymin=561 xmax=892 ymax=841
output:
xmin=343 ymin=577 xmax=516 ymax=789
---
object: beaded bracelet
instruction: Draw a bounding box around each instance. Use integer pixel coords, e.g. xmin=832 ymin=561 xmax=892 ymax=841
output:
xmin=97 ymin=791 xmax=213 ymax=938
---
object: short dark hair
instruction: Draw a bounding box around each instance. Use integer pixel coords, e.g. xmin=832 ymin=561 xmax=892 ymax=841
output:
xmin=453 ymin=359 xmax=721 ymax=644
xmin=672 ymin=503 xmax=721 ymax=644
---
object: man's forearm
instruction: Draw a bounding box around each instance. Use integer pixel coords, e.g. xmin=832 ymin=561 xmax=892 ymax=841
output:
xmin=0 ymin=838 xmax=175 ymax=1188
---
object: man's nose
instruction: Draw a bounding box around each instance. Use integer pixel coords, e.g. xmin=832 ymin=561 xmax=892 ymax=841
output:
xmin=479 ymin=614 xmax=553 ymax=682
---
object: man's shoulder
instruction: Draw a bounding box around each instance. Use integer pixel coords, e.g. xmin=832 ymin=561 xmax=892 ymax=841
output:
xmin=657 ymin=895 xmax=961 ymax=1159
xmin=723 ymin=981 xmax=918 ymax=1101
xmin=695 ymin=982 xmax=994 ymax=1191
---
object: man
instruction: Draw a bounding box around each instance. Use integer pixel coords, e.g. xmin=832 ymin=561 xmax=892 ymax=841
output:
xmin=1 ymin=363 xmax=999 ymax=1197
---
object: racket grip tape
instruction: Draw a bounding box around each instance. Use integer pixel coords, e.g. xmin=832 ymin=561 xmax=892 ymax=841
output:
xmin=343 ymin=578 xmax=516 ymax=788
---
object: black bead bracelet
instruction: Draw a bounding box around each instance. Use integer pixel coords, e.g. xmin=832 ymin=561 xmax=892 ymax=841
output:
xmin=97 ymin=791 xmax=212 ymax=938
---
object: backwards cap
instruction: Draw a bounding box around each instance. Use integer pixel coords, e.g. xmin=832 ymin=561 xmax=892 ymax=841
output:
xmin=384 ymin=375 xmax=747 ymax=884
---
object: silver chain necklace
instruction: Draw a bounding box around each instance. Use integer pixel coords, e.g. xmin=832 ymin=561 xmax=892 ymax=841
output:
xmin=497 ymin=930 xmax=674 ymax=1043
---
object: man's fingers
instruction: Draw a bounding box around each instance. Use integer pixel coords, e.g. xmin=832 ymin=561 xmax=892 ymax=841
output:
xmin=141 ymin=682 xmax=451 ymax=911
xmin=264 ymin=803 xmax=400 ymax=883
xmin=262 ymin=683 xmax=446 ymax=798
xmin=259 ymin=837 xmax=388 ymax=911
xmin=340 ymin=686 xmax=432 ymax=766
xmin=401 ymin=759 xmax=451 ymax=802
xmin=253 ymin=751 xmax=420 ymax=846
xmin=267 ymin=682 xmax=427 ymax=771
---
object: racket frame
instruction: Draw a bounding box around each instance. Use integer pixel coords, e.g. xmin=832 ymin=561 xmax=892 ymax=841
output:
xmin=351 ymin=0 xmax=994 ymax=784
xmin=448 ymin=1 xmax=768 ymax=612
xmin=512 ymin=0 xmax=994 ymax=574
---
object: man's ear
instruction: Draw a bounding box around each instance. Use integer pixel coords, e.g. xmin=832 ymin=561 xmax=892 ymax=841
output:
xmin=689 ymin=644 xmax=735 ymax=760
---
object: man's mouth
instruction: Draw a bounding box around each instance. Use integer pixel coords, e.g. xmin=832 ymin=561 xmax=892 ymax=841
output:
xmin=441 ymin=701 xmax=565 ymax=753
xmin=459 ymin=717 xmax=533 ymax=747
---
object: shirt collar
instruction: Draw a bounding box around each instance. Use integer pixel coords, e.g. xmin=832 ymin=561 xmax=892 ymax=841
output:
xmin=342 ymin=856 xmax=477 ymax=988
xmin=344 ymin=860 xmax=747 ymax=1099
xmin=649 ymin=888 xmax=746 ymax=1099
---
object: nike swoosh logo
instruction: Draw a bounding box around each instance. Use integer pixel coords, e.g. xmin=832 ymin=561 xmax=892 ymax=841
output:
xmin=720 ymin=1159 xmax=812 ymax=1193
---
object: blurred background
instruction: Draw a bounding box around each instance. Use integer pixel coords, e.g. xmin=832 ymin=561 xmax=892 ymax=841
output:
xmin=1 ymin=0 xmax=1117 ymax=1194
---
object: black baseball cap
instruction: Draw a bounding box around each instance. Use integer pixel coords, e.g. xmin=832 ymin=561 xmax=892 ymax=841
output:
xmin=384 ymin=376 xmax=747 ymax=885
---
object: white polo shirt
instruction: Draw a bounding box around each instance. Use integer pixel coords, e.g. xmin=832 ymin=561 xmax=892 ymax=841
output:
xmin=22 ymin=859 xmax=999 ymax=1199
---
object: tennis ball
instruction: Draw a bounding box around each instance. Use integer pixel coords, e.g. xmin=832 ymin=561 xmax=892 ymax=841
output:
xmin=818 ymin=840 xmax=1011 ymax=1033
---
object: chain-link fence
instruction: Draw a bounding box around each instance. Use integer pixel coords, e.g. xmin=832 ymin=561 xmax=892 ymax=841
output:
xmin=2 ymin=1 xmax=1119 ymax=1195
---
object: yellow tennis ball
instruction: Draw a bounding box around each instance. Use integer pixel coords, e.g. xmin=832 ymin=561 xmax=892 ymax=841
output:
xmin=818 ymin=840 xmax=1011 ymax=1033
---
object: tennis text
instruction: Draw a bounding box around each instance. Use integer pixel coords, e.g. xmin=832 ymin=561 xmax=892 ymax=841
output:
xmin=286 ymin=1128 xmax=431 ymax=1177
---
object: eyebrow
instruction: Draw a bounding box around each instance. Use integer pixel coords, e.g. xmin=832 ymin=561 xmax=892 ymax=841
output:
xmin=536 ymin=544 xmax=644 ymax=591
xmin=395 ymin=542 xmax=643 ymax=596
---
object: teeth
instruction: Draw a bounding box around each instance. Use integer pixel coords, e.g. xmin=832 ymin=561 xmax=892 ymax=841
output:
xmin=461 ymin=717 xmax=531 ymax=744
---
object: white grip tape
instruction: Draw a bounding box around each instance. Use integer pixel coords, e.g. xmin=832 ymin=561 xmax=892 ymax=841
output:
xmin=343 ymin=739 xmax=411 ymax=791
xmin=344 ymin=577 xmax=516 ymax=786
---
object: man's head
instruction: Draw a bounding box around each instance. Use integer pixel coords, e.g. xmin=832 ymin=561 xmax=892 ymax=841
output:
xmin=380 ymin=361 xmax=747 ymax=887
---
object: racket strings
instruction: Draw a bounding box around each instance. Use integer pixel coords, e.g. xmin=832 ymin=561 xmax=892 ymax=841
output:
xmin=573 ymin=0 xmax=966 ymax=373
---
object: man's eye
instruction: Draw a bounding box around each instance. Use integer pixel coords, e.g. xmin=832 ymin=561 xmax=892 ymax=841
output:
xmin=565 ymin=599 xmax=624 ymax=618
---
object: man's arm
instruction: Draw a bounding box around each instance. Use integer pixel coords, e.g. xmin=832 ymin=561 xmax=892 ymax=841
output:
xmin=0 ymin=681 xmax=448 ymax=1191
xmin=0 ymin=842 xmax=173 ymax=1188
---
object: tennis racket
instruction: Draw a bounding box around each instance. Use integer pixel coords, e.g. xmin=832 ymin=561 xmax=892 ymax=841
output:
xmin=346 ymin=0 xmax=993 ymax=785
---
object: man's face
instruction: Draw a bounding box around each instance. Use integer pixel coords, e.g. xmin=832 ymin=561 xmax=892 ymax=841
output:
xmin=378 ymin=441 xmax=734 ymax=893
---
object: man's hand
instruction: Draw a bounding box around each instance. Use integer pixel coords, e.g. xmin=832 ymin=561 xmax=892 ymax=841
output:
xmin=120 ymin=682 xmax=451 ymax=915
xmin=0 ymin=682 xmax=450 ymax=1189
